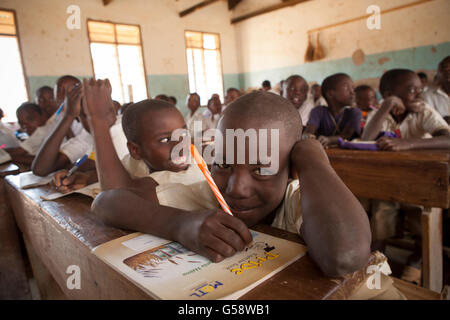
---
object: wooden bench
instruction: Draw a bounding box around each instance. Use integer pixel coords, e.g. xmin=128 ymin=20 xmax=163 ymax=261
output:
xmin=326 ymin=148 xmax=449 ymax=293
xmin=6 ymin=173 xmax=386 ymax=300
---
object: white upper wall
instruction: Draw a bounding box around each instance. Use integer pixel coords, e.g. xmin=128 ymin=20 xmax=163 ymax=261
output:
xmin=233 ymin=0 xmax=450 ymax=73
xmin=1 ymin=0 xmax=239 ymax=76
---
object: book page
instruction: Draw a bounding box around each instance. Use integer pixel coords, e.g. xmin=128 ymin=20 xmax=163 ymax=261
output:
xmin=93 ymin=230 xmax=307 ymax=300
xmin=19 ymin=171 xmax=53 ymax=189
xmin=41 ymin=182 xmax=101 ymax=200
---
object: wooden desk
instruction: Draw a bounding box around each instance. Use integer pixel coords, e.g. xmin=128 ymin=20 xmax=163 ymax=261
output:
xmin=0 ymin=163 xmax=30 ymax=299
xmin=326 ymin=148 xmax=449 ymax=293
xmin=5 ymin=173 xmax=383 ymax=300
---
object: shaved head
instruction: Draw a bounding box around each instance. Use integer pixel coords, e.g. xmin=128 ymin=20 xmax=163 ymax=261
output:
xmin=220 ymin=91 xmax=302 ymax=145
xmin=122 ymin=99 xmax=180 ymax=144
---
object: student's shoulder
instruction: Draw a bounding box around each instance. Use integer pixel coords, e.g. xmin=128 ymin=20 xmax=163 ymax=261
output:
xmin=346 ymin=107 xmax=362 ymax=116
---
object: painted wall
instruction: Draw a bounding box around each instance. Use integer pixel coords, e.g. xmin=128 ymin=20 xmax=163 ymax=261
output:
xmin=1 ymin=0 xmax=239 ymax=115
xmin=233 ymin=0 xmax=450 ymax=90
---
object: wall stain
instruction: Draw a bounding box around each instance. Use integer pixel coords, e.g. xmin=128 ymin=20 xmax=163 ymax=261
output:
xmin=431 ymin=47 xmax=437 ymax=53
xmin=378 ymin=57 xmax=390 ymax=65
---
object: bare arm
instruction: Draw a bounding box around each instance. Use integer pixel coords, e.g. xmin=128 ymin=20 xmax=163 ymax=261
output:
xmin=5 ymin=147 xmax=35 ymax=165
xmin=362 ymin=97 xmax=404 ymax=141
xmin=82 ymin=79 xmax=138 ymax=192
xmin=377 ymin=129 xmax=450 ymax=151
xmin=32 ymin=86 xmax=82 ymax=176
xmin=291 ymin=139 xmax=371 ymax=277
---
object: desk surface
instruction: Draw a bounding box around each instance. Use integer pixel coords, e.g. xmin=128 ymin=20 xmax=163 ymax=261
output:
xmin=326 ymin=148 xmax=450 ymax=208
xmin=5 ymin=173 xmax=382 ymax=300
xmin=0 ymin=162 xmax=19 ymax=178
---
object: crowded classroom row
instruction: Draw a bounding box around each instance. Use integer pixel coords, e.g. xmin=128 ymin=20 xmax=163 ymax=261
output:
xmin=0 ymin=0 xmax=449 ymax=302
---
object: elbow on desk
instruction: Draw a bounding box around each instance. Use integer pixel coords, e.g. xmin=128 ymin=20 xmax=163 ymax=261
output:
xmin=316 ymin=246 xmax=371 ymax=278
xmin=31 ymin=162 xmax=47 ymax=177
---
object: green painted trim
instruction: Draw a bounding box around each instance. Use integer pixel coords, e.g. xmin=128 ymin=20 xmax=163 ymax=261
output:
xmin=237 ymin=42 xmax=450 ymax=89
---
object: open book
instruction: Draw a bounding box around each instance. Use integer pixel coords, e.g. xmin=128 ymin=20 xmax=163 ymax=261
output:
xmin=93 ymin=230 xmax=307 ymax=300
xmin=41 ymin=182 xmax=101 ymax=200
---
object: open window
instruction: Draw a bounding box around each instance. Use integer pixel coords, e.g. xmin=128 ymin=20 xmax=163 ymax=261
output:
xmin=87 ymin=20 xmax=148 ymax=104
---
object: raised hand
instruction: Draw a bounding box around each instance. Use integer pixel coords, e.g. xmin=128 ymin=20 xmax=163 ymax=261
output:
xmin=64 ymin=83 xmax=83 ymax=119
xmin=82 ymin=78 xmax=116 ymax=127
xmin=176 ymin=209 xmax=253 ymax=263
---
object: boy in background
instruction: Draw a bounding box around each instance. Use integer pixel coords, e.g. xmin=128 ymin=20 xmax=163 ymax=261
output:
xmin=355 ymin=85 xmax=379 ymax=130
xmin=282 ymin=75 xmax=315 ymax=125
xmin=304 ymin=73 xmax=361 ymax=147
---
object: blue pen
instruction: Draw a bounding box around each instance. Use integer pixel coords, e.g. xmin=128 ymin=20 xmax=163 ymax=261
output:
xmin=56 ymin=83 xmax=80 ymax=115
xmin=64 ymin=154 xmax=89 ymax=179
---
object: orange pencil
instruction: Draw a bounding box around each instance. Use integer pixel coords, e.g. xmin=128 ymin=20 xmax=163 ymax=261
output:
xmin=190 ymin=144 xmax=233 ymax=216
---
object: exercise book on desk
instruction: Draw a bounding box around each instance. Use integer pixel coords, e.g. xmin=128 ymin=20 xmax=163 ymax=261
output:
xmin=19 ymin=171 xmax=53 ymax=189
xmin=93 ymin=230 xmax=307 ymax=300
xmin=41 ymin=182 xmax=101 ymax=200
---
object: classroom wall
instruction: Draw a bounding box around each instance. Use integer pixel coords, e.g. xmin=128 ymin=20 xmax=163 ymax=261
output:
xmin=1 ymin=0 xmax=239 ymax=115
xmin=233 ymin=0 xmax=450 ymax=90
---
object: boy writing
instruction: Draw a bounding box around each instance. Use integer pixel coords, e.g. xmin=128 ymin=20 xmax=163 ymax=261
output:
xmin=304 ymin=73 xmax=361 ymax=147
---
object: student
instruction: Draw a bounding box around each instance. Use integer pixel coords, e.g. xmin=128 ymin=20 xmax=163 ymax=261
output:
xmin=0 ymin=108 xmax=19 ymax=148
xmin=168 ymin=96 xmax=177 ymax=106
xmin=16 ymin=102 xmax=47 ymax=136
xmin=362 ymin=69 xmax=450 ymax=150
xmin=282 ymin=75 xmax=315 ymax=125
xmin=203 ymin=93 xmax=223 ymax=131
xmin=32 ymin=83 xmax=97 ymax=176
xmin=119 ymin=102 xmax=133 ymax=116
xmin=184 ymin=93 xmax=204 ymax=138
xmin=112 ymin=100 xmax=121 ymax=115
xmin=417 ymin=72 xmax=429 ymax=92
xmin=424 ymin=56 xmax=450 ymax=124
xmin=304 ymin=73 xmax=361 ymax=147
xmin=362 ymin=69 xmax=450 ymax=284
xmin=35 ymin=86 xmax=58 ymax=119
xmin=85 ymin=86 xmax=403 ymax=299
xmin=355 ymin=85 xmax=379 ymax=130
xmin=9 ymin=76 xmax=83 ymax=160
xmin=154 ymin=94 xmax=171 ymax=102
xmin=4 ymin=103 xmax=48 ymax=164
xmin=261 ymin=80 xmax=271 ymax=92
xmin=311 ymin=83 xmax=327 ymax=107
xmin=224 ymin=88 xmax=241 ymax=106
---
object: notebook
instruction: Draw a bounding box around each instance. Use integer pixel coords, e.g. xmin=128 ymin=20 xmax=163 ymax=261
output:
xmin=93 ymin=230 xmax=307 ymax=300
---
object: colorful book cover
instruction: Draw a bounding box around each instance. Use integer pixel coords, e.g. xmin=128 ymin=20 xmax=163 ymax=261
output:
xmin=92 ymin=230 xmax=307 ymax=300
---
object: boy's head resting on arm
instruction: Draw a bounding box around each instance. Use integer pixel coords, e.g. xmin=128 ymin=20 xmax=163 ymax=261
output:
xmin=54 ymin=75 xmax=81 ymax=106
xmin=282 ymin=75 xmax=309 ymax=109
xmin=379 ymin=69 xmax=425 ymax=113
xmin=35 ymin=86 xmax=57 ymax=117
xmin=212 ymin=91 xmax=302 ymax=226
xmin=16 ymin=102 xmax=47 ymax=135
xmin=321 ymin=73 xmax=355 ymax=108
xmin=355 ymin=85 xmax=378 ymax=111
xmin=122 ymin=99 xmax=189 ymax=173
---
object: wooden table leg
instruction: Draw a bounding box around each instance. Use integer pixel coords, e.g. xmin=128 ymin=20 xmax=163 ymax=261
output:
xmin=421 ymin=207 xmax=443 ymax=293
xmin=0 ymin=178 xmax=31 ymax=299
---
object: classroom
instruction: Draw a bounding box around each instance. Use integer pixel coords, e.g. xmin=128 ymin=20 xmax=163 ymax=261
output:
xmin=0 ymin=0 xmax=449 ymax=304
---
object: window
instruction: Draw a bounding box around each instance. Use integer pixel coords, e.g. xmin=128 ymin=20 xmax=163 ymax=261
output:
xmin=87 ymin=20 xmax=148 ymax=104
xmin=0 ymin=10 xmax=28 ymax=122
xmin=185 ymin=31 xmax=224 ymax=105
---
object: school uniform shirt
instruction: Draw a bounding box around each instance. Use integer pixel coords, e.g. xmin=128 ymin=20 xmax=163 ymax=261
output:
xmin=423 ymin=87 xmax=450 ymax=118
xmin=185 ymin=107 xmax=207 ymax=140
xmin=109 ymin=115 xmax=129 ymax=161
xmin=314 ymin=96 xmax=328 ymax=107
xmin=365 ymin=103 xmax=449 ymax=139
xmin=0 ymin=122 xmax=20 ymax=148
xmin=20 ymin=113 xmax=83 ymax=155
xmin=307 ymin=106 xmax=362 ymax=138
xmin=298 ymin=99 xmax=315 ymax=126
xmin=121 ymin=153 xmax=205 ymax=185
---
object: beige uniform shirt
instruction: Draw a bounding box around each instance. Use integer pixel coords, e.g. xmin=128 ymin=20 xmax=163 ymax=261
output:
xmin=366 ymin=103 xmax=449 ymax=139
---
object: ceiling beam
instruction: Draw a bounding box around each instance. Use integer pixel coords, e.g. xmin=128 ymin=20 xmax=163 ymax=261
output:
xmin=102 ymin=0 xmax=113 ymax=6
xmin=228 ymin=0 xmax=242 ymax=10
xmin=179 ymin=0 xmax=220 ymax=18
xmin=231 ymin=0 xmax=311 ymax=24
